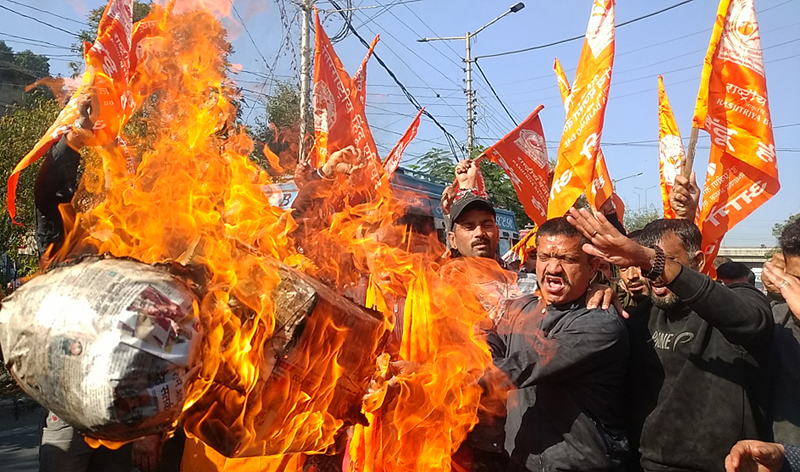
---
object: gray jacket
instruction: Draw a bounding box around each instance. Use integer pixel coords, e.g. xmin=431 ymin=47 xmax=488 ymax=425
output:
xmin=487 ymin=294 xmax=630 ymax=472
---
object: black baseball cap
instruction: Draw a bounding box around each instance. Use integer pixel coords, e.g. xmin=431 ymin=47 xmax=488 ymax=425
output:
xmin=449 ymin=192 xmax=496 ymax=229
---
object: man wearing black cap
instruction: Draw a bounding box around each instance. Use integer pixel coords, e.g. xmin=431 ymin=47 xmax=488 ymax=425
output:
xmin=445 ymin=159 xmax=502 ymax=263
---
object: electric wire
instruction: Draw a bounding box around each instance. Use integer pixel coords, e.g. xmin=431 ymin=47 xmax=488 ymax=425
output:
xmin=328 ymin=0 xmax=465 ymax=160
xmin=476 ymin=0 xmax=695 ymax=60
xmin=0 ymin=4 xmax=80 ymax=38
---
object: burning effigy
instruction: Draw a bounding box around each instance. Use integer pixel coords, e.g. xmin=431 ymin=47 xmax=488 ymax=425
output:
xmin=0 ymin=0 xmax=502 ymax=470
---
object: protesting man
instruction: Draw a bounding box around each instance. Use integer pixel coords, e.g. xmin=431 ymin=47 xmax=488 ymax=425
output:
xmin=763 ymin=221 xmax=800 ymax=445
xmin=486 ymin=217 xmax=630 ymax=471
xmin=567 ymin=208 xmax=773 ymax=472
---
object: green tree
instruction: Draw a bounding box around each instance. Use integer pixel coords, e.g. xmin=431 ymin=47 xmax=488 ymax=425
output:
xmin=773 ymin=214 xmax=800 ymax=242
xmin=0 ymin=98 xmax=61 ymax=270
xmin=69 ymin=1 xmax=153 ymax=76
xmin=624 ymin=206 xmax=661 ymax=232
xmin=248 ymin=80 xmax=310 ymax=176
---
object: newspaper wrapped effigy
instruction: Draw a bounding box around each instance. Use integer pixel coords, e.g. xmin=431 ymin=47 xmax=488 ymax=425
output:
xmin=0 ymin=257 xmax=202 ymax=441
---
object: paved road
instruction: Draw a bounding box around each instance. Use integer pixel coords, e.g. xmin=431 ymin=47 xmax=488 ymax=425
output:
xmin=0 ymin=407 xmax=42 ymax=472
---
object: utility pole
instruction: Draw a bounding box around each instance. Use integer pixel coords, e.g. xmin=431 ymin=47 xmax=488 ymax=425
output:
xmin=418 ymin=3 xmax=524 ymax=153
xmin=298 ymin=0 xmax=313 ymax=162
xmin=464 ymin=32 xmax=473 ymax=150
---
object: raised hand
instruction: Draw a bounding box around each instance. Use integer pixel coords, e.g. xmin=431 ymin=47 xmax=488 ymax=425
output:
xmin=566 ymin=207 xmax=654 ymax=270
xmin=454 ymin=159 xmax=479 ymax=190
xmin=321 ymin=145 xmax=365 ymax=178
xmin=669 ymin=171 xmax=700 ymax=220
xmin=764 ymin=259 xmax=800 ymax=317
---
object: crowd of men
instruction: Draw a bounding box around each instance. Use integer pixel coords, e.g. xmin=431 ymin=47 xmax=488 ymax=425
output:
xmin=21 ymin=87 xmax=800 ymax=472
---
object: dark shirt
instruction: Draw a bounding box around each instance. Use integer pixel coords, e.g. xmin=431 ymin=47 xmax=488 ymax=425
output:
xmin=626 ymin=267 xmax=773 ymax=472
xmin=487 ymin=294 xmax=629 ymax=472
xmin=770 ymin=302 xmax=800 ymax=444
xmin=34 ymin=136 xmax=81 ymax=255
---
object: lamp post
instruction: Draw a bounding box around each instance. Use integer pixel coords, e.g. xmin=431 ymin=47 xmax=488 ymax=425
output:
xmin=417 ymin=3 xmax=525 ymax=152
xmin=634 ymin=184 xmax=660 ymax=210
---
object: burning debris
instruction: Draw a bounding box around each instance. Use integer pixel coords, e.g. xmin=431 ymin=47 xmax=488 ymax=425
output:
xmin=0 ymin=0 xmax=499 ymax=470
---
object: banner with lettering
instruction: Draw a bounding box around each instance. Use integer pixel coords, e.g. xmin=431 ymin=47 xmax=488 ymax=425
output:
xmin=7 ymin=0 xmax=136 ymax=223
xmin=693 ymin=0 xmax=779 ymax=273
xmin=482 ymin=105 xmax=550 ymax=226
xmin=658 ymin=75 xmax=685 ymax=220
xmin=553 ymin=57 xmax=623 ymax=222
xmin=383 ymin=108 xmax=423 ymax=177
xmin=547 ymin=0 xmax=615 ymax=219
xmin=313 ymin=9 xmax=383 ymax=192
xmin=352 ymin=35 xmax=379 ymax=108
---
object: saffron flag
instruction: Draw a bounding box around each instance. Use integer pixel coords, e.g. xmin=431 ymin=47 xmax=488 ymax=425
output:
xmin=312 ymin=9 xmax=382 ymax=189
xmin=693 ymin=0 xmax=779 ymax=273
xmin=7 ymin=0 xmax=137 ymax=223
xmin=548 ymin=0 xmax=615 ymax=219
xmin=658 ymin=75 xmax=686 ymax=219
xmin=482 ymin=105 xmax=551 ymax=226
xmin=352 ymin=35 xmax=379 ymax=108
xmin=553 ymin=57 xmax=624 ymax=222
xmin=383 ymin=107 xmax=423 ymax=177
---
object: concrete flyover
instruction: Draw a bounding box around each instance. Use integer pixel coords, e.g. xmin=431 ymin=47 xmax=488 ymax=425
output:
xmin=717 ymin=247 xmax=775 ymax=269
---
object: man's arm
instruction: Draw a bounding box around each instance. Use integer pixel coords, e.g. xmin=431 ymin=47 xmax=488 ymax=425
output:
xmin=33 ymin=88 xmax=97 ymax=256
xmin=667 ymin=266 xmax=772 ymax=347
xmin=34 ymin=137 xmax=82 ymax=255
xmin=490 ymin=307 xmax=627 ymax=389
xmin=567 ymin=208 xmax=772 ymax=347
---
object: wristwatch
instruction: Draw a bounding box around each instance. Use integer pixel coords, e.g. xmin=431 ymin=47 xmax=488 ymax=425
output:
xmin=644 ymin=245 xmax=666 ymax=281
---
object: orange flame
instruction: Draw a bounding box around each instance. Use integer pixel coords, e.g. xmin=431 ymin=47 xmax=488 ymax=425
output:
xmin=40 ymin=2 xmax=507 ymax=471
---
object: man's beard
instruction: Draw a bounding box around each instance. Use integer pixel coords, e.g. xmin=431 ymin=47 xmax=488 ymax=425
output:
xmin=650 ymin=290 xmax=681 ymax=310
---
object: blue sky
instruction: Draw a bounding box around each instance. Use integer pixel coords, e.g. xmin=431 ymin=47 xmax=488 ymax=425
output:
xmin=1 ymin=0 xmax=798 ymax=246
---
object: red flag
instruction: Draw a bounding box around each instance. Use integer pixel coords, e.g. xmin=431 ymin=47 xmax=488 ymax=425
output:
xmin=7 ymin=0 xmax=138 ymax=223
xmin=352 ymin=35 xmax=379 ymax=108
xmin=693 ymin=0 xmax=779 ymax=274
xmin=312 ymin=9 xmax=382 ymax=190
xmin=548 ymin=0 xmax=615 ymax=219
xmin=483 ymin=105 xmax=550 ymax=226
xmin=383 ymin=108 xmax=423 ymax=177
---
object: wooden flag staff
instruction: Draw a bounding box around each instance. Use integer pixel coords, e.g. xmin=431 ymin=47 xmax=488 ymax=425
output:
xmin=682 ymin=126 xmax=700 ymax=178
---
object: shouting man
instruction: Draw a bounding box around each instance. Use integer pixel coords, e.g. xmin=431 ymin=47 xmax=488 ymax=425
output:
xmin=487 ymin=217 xmax=630 ymax=471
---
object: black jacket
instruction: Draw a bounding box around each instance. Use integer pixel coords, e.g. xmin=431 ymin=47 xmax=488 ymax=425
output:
xmin=34 ymin=136 xmax=81 ymax=255
xmin=626 ymin=267 xmax=773 ymax=472
xmin=770 ymin=301 xmax=800 ymax=444
xmin=487 ymin=294 xmax=630 ymax=472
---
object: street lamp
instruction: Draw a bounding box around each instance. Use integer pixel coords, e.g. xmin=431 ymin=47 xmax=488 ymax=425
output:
xmin=634 ymin=185 xmax=660 ymax=209
xmin=417 ymin=3 xmax=525 ymax=151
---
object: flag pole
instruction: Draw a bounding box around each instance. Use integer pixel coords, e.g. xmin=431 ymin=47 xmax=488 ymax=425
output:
xmin=682 ymin=126 xmax=699 ymax=178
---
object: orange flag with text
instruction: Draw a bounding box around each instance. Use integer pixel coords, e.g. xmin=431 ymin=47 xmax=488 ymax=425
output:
xmin=548 ymin=0 xmax=615 ymax=219
xmin=312 ymin=9 xmax=383 ymax=190
xmin=352 ymin=35 xmax=379 ymax=107
xmin=482 ymin=105 xmax=551 ymax=226
xmin=7 ymin=0 xmax=138 ymax=223
xmin=693 ymin=0 xmax=779 ymax=272
xmin=658 ymin=75 xmax=686 ymax=219
xmin=553 ymin=58 xmax=623 ymax=222
xmin=383 ymin=108 xmax=423 ymax=177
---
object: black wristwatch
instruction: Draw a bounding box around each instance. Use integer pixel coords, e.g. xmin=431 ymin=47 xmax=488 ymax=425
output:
xmin=644 ymin=245 xmax=666 ymax=281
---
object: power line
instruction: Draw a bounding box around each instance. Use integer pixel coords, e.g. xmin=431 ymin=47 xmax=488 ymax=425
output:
xmin=0 ymin=0 xmax=86 ymax=27
xmin=476 ymin=0 xmax=695 ymax=60
xmin=0 ymin=4 xmax=80 ymax=39
xmin=328 ymin=0 xmax=465 ymax=161
xmin=0 ymin=32 xmax=74 ymax=50
xmin=474 ymin=59 xmax=518 ymax=126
